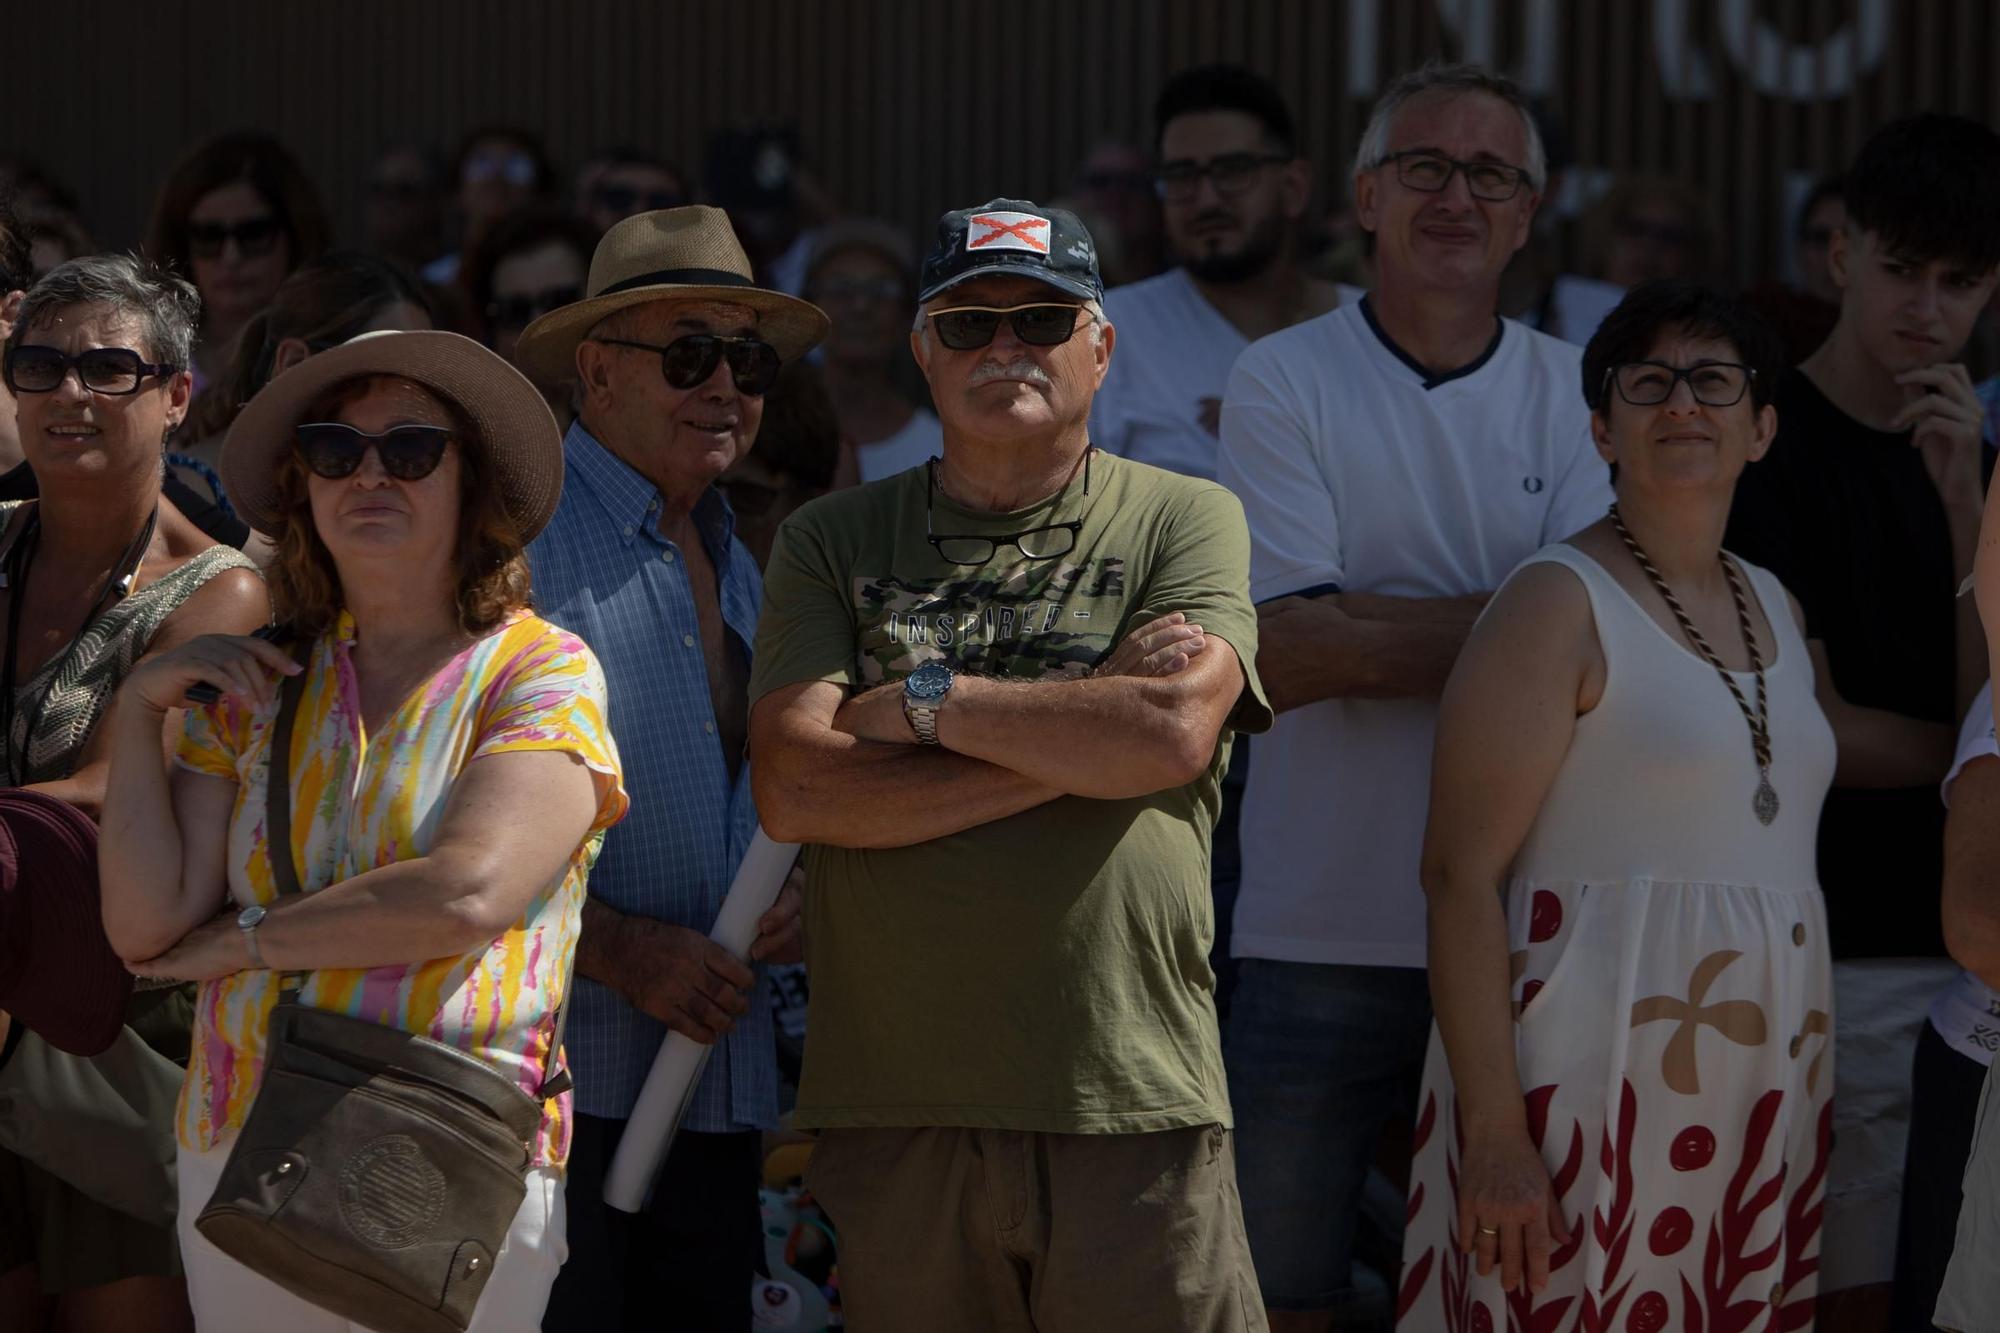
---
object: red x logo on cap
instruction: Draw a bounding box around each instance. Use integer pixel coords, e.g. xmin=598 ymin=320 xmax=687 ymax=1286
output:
xmin=967 ymin=212 xmax=1051 ymax=254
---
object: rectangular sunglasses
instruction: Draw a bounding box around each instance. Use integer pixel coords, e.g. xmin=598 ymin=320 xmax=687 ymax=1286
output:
xmin=295 ymin=422 xmax=453 ymax=480
xmin=926 ymin=303 xmax=1088 ymax=351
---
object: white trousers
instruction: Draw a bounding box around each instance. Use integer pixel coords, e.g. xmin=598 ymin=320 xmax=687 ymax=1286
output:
xmin=176 ymin=1135 xmax=566 ymax=1332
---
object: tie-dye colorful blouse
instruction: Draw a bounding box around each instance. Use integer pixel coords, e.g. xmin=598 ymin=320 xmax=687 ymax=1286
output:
xmin=172 ymin=610 xmax=627 ymax=1167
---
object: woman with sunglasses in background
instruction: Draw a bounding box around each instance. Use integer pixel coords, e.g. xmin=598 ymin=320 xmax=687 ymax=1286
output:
xmin=98 ymin=329 xmax=627 ymax=1330
xmin=0 ymin=254 xmax=267 ymax=1333
xmin=174 ymin=250 xmax=436 ymax=533
xmin=144 ymin=133 xmax=331 ymax=401
xmin=463 ymin=206 xmax=596 ymax=423
xmin=801 ymin=219 xmax=942 ymax=483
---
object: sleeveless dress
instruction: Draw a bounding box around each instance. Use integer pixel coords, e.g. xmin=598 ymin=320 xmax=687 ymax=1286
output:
xmin=1397 ymin=543 xmax=1837 ymax=1333
xmin=0 ymin=496 xmax=257 ymax=1292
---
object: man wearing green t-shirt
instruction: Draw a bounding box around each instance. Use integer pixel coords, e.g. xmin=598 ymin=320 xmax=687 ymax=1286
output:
xmin=749 ymin=198 xmax=1274 ymax=1330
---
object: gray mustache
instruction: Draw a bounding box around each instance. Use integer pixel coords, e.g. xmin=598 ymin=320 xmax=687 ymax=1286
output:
xmin=967 ymin=358 xmax=1052 ymax=386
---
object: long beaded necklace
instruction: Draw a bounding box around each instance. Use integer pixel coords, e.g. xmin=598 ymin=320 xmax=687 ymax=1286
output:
xmin=1609 ymin=504 xmax=1780 ymax=826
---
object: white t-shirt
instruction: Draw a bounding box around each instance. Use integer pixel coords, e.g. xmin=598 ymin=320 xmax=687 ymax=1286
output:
xmin=853 ymin=408 xmax=943 ymax=484
xmin=1091 ymin=267 xmax=1366 ymax=482
xmin=1933 ymin=684 xmax=2000 ymax=1067
xmin=1218 ymin=299 xmax=1612 ymax=968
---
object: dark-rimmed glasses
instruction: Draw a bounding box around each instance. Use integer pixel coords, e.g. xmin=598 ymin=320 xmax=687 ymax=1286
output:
xmin=1380 ymin=151 xmax=1529 ymax=202
xmin=927 ymin=451 xmax=1090 ymax=566
xmin=1153 ymin=152 xmax=1291 ymax=203
xmin=593 ymin=334 xmax=782 ymax=396
xmin=1605 ymin=361 xmax=1755 ymax=408
xmin=295 ymin=422 xmax=454 ymax=481
xmin=3 ymin=346 xmax=181 ymax=396
xmin=187 ymin=217 xmax=282 ymax=260
xmin=926 ymin=303 xmax=1092 ymax=352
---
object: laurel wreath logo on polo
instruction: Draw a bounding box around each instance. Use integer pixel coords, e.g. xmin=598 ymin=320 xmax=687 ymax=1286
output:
xmin=339 ymin=1134 xmax=449 ymax=1249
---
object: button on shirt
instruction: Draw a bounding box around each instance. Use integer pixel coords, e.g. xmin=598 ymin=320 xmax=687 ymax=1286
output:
xmin=527 ymin=421 xmax=771 ymax=1130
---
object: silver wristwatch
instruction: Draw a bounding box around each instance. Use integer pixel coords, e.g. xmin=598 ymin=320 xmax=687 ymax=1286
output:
xmin=902 ymin=661 xmax=955 ymax=746
xmin=237 ymin=903 xmax=268 ymax=967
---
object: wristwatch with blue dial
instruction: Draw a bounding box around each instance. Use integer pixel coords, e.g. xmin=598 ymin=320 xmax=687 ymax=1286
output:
xmin=902 ymin=661 xmax=955 ymax=745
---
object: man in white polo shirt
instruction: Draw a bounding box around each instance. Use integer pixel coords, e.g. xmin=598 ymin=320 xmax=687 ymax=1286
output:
xmin=1216 ymin=63 xmax=1611 ymax=1332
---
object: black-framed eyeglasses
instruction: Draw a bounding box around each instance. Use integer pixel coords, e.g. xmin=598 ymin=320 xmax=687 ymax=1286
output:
xmin=590 ymin=184 xmax=688 ymax=214
xmin=487 ymin=284 xmax=584 ymax=330
xmin=186 ymin=217 xmax=283 ymax=260
xmin=1380 ymin=151 xmax=1530 ymax=202
xmin=926 ymin=450 xmax=1090 ymax=566
xmin=3 ymin=345 xmax=181 ymax=396
xmin=1153 ymin=152 xmax=1291 ymax=203
xmin=1605 ymin=361 xmax=1756 ymax=408
xmin=926 ymin=303 xmax=1093 ymax=352
xmin=593 ymin=334 xmax=783 ymax=396
xmin=295 ymin=422 xmax=454 ymax=481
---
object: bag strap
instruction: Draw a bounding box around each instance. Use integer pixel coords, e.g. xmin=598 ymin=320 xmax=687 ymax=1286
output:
xmin=265 ymin=637 xmax=313 ymax=999
xmin=259 ymin=633 xmax=572 ymax=1100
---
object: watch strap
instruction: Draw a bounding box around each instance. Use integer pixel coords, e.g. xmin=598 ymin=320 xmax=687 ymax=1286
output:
xmin=905 ymin=698 xmax=942 ymax=746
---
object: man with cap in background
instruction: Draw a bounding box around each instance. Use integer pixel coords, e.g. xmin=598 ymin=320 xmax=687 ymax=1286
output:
xmin=749 ymin=197 xmax=1273 ymax=1330
xmin=516 ymin=207 xmax=824 ymax=1330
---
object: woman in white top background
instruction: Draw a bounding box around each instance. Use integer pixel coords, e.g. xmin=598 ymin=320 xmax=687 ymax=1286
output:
xmin=1400 ymin=281 xmax=1934 ymax=1331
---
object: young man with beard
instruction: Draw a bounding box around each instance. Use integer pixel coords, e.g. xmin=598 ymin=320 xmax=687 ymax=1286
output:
xmin=1090 ymin=65 xmax=1359 ymax=483
xmin=1722 ymin=113 xmax=2000 ymax=1323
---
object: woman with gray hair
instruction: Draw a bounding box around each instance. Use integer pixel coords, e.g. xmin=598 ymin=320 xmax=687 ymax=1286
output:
xmin=0 ymin=252 xmax=267 ymax=1333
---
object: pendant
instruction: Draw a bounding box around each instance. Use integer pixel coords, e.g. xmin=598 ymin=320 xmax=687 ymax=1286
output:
xmin=1753 ymin=775 xmax=1780 ymax=826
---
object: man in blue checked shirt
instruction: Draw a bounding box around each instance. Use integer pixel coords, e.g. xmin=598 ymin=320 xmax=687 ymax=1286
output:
xmin=517 ymin=206 xmax=828 ymax=1331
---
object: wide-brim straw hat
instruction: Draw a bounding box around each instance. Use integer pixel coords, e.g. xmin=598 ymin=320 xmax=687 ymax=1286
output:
xmin=0 ymin=788 xmax=130 ymax=1058
xmin=221 ymin=329 xmax=563 ymax=542
xmin=514 ymin=205 xmax=829 ymax=388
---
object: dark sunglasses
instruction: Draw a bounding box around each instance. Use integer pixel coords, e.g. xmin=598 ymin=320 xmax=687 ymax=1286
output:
xmin=927 ymin=303 xmax=1090 ymax=351
xmin=593 ymin=334 xmax=782 ymax=396
xmin=487 ymin=284 xmax=584 ymax=330
xmin=186 ymin=217 xmax=283 ymax=260
xmin=591 ymin=184 xmax=688 ymax=214
xmin=295 ymin=422 xmax=453 ymax=481
xmin=3 ymin=345 xmax=179 ymax=395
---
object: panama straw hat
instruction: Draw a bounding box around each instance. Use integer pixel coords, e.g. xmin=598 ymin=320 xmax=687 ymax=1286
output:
xmin=220 ymin=329 xmax=563 ymax=541
xmin=513 ymin=205 xmax=829 ymax=388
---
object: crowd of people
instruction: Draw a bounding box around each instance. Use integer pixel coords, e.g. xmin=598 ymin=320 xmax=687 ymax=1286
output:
xmin=2 ymin=55 xmax=1999 ymax=1333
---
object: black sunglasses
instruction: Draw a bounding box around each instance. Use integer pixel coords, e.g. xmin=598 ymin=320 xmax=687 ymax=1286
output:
xmin=594 ymin=334 xmax=782 ymax=396
xmin=926 ymin=451 xmax=1090 ymax=566
xmin=487 ymin=284 xmax=584 ymax=330
xmin=295 ymin=422 xmax=453 ymax=481
xmin=927 ymin=303 xmax=1091 ymax=352
xmin=187 ymin=217 xmax=283 ymax=260
xmin=3 ymin=345 xmax=180 ymax=396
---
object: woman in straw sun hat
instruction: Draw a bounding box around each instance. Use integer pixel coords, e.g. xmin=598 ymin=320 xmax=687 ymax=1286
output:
xmin=97 ymin=329 xmax=631 ymax=1331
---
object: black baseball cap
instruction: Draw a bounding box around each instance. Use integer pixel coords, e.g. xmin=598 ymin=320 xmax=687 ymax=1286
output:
xmin=918 ymin=197 xmax=1104 ymax=305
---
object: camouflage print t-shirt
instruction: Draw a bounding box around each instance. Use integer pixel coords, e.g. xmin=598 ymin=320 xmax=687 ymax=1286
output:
xmin=749 ymin=450 xmax=1272 ymax=1134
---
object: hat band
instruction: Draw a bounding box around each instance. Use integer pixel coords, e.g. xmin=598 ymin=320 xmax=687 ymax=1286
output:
xmin=596 ymin=267 xmax=756 ymax=297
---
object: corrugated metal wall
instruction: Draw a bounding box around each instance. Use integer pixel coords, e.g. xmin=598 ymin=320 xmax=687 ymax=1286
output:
xmin=10 ymin=1 xmax=1999 ymax=284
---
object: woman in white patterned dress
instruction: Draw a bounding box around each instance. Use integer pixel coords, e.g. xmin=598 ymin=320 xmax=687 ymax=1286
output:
xmin=1399 ymin=282 xmax=1863 ymax=1332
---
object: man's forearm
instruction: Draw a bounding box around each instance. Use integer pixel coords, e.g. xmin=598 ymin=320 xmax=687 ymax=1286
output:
xmin=576 ymin=897 xmax=635 ymax=994
xmin=1262 ymin=611 xmax=1472 ymax=711
xmin=754 ymin=728 xmax=1061 ymax=849
xmin=1824 ymin=700 xmax=1955 ymax=789
xmin=1331 ymin=592 xmax=1489 ymax=626
xmin=933 ymin=656 xmax=1237 ymax=800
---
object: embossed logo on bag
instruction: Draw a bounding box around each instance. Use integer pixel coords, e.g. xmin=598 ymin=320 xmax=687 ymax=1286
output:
xmin=339 ymin=1134 xmax=447 ymax=1249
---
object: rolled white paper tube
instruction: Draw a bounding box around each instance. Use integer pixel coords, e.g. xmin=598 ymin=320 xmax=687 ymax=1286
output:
xmin=601 ymin=827 xmax=801 ymax=1213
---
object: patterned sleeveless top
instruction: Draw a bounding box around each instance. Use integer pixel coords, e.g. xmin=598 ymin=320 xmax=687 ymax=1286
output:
xmin=1 ymin=499 xmax=259 ymax=784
